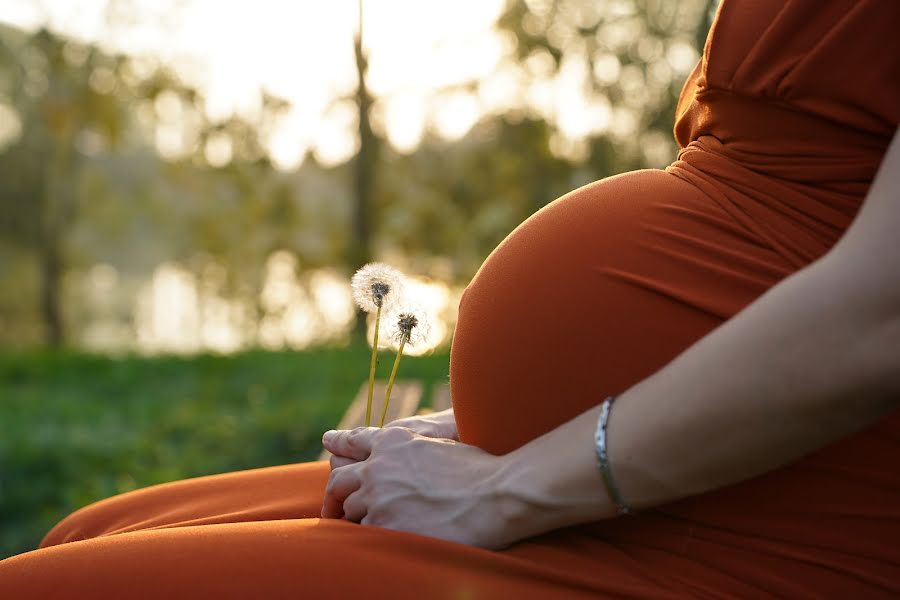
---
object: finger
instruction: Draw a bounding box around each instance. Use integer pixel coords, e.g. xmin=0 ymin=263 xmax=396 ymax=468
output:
xmin=330 ymin=454 xmax=357 ymax=470
xmin=322 ymin=427 xmax=376 ymax=461
xmin=342 ymin=490 xmax=367 ymax=523
xmin=321 ymin=465 xmax=362 ymax=519
xmin=383 ymin=415 xmax=413 ymax=429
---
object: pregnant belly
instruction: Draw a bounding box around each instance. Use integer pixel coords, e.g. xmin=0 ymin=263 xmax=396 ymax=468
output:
xmin=449 ymin=168 xmax=794 ymax=456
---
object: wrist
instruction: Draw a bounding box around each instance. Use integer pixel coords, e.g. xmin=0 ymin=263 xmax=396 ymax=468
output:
xmin=479 ymin=453 xmax=554 ymax=546
xmin=490 ymin=408 xmax=617 ymax=541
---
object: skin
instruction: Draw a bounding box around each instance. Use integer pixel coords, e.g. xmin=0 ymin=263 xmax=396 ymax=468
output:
xmin=321 ymin=127 xmax=900 ymax=551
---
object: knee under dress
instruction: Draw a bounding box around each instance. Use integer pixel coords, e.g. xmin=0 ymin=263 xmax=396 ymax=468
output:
xmin=2 ymin=1 xmax=898 ymax=597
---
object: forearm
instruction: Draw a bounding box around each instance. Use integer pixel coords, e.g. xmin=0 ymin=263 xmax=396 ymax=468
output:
xmin=496 ymin=254 xmax=899 ymax=538
xmin=609 ymin=252 xmax=899 ymax=512
xmin=495 ymin=130 xmax=900 ymax=538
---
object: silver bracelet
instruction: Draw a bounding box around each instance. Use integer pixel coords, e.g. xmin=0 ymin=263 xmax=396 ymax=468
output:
xmin=595 ymin=396 xmax=634 ymax=516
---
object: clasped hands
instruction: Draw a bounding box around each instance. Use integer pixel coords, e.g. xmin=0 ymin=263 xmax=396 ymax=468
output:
xmin=320 ymin=409 xmax=518 ymax=549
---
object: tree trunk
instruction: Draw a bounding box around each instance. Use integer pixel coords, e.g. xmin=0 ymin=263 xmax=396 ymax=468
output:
xmin=39 ymin=237 xmax=63 ymax=347
xmin=352 ymin=1 xmax=378 ymax=339
xmin=39 ymin=123 xmax=73 ymax=348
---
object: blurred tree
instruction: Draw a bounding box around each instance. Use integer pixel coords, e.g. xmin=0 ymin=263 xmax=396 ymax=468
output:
xmin=0 ymin=21 xmax=301 ymax=348
xmin=366 ymin=0 xmax=719 ymax=281
xmin=351 ymin=0 xmax=378 ymax=338
xmin=497 ymin=0 xmax=718 ymax=172
xmin=377 ymin=114 xmax=576 ymax=280
xmin=368 ymin=0 xmax=719 ymax=281
xmin=0 ymin=28 xmax=128 ymax=345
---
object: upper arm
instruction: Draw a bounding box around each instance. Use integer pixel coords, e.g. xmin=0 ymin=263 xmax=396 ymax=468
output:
xmin=827 ymin=127 xmax=900 ymax=305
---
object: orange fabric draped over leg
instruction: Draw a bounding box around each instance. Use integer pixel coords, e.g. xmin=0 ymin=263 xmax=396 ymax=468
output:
xmin=2 ymin=1 xmax=899 ymax=597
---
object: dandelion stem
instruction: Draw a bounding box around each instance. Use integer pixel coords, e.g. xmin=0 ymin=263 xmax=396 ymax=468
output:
xmin=379 ymin=334 xmax=407 ymax=427
xmin=365 ymin=304 xmax=382 ymax=427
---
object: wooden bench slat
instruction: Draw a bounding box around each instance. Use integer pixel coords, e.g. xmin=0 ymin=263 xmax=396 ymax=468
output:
xmin=430 ymin=383 xmax=452 ymax=412
xmin=319 ymin=380 xmax=423 ymax=460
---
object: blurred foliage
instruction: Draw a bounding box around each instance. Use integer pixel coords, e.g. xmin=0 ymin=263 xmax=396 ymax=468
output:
xmin=0 ymin=0 xmax=716 ymax=349
xmin=0 ymin=22 xmax=304 ymax=347
xmin=498 ymin=0 xmax=716 ymax=166
xmin=0 ymin=346 xmax=451 ymax=559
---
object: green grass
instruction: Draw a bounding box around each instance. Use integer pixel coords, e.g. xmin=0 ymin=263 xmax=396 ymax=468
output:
xmin=0 ymin=346 xmax=451 ymax=560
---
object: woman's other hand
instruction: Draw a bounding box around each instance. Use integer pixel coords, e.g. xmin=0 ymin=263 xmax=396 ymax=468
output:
xmin=326 ymin=408 xmax=458 ymax=471
xmin=384 ymin=407 xmax=458 ymax=441
xmin=320 ymin=426 xmax=518 ymax=549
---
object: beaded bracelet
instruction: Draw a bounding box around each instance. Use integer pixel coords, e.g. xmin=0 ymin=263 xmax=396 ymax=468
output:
xmin=595 ymin=396 xmax=634 ymax=516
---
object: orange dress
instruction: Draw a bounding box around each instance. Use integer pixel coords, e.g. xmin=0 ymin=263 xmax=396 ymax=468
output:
xmin=2 ymin=1 xmax=898 ymax=597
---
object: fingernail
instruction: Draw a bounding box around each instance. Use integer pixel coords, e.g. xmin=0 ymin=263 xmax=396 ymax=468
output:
xmin=322 ymin=430 xmax=336 ymax=444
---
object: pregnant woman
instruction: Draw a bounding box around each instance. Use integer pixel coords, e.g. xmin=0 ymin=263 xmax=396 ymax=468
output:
xmin=2 ymin=0 xmax=898 ymax=597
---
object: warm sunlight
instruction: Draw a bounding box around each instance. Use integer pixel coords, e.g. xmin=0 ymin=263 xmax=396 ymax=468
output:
xmin=0 ymin=0 xmax=509 ymax=168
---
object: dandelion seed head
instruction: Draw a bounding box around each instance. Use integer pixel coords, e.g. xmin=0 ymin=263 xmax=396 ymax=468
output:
xmin=389 ymin=305 xmax=431 ymax=347
xmin=371 ymin=282 xmax=390 ymax=307
xmin=351 ymin=263 xmax=405 ymax=313
xmin=398 ymin=313 xmax=418 ymax=333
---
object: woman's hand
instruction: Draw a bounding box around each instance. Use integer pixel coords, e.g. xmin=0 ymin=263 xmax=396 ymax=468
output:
xmin=384 ymin=407 xmax=458 ymax=441
xmin=320 ymin=426 xmax=519 ymax=549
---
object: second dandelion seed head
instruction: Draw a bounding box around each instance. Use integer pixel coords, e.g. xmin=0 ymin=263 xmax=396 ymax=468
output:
xmin=397 ymin=313 xmax=418 ymax=337
xmin=391 ymin=306 xmax=430 ymax=347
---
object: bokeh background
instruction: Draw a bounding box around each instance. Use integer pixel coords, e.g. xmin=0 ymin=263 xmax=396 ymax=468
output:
xmin=0 ymin=0 xmax=717 ymax=559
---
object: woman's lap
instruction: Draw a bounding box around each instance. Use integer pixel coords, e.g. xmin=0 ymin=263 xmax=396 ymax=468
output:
xmin=3 ymin=516 xmax=688 ymax=599
xmin=39 ymin=461 xmax=331 ymax=547
xmin=9 ymin=465 xmax=682 ymax=599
